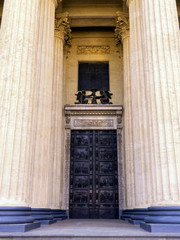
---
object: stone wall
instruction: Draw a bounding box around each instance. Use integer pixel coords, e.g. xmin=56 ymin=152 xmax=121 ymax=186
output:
xmin=65 ymin=30 xmax=123 ymax=105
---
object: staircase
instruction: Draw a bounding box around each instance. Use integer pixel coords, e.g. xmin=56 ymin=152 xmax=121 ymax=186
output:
xmin=0 ymin=219 xmax=180 ymax=240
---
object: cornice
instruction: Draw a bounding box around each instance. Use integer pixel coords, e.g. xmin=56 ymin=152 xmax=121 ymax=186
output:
xmin=55 ymin=12 xmax=72 ymax=46
xmin=114 ymin=12 xmax=129 ymax=45
xmin=65 ymin=104 xmax=123 ymax=113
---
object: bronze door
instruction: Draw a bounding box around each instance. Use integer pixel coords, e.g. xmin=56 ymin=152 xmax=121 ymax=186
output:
xmin=69 ymin=130 xmax=119 ymax=219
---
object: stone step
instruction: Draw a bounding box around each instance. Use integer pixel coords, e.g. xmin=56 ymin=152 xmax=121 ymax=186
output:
xmin=0 ymin=220 xmax=180 ymax=240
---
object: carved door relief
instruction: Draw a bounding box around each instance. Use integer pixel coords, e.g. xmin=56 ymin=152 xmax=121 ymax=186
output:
xmin=69 ymin=130 xmax=119 ymax=219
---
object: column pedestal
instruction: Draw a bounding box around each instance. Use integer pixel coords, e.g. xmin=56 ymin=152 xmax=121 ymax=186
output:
xmin=141 ymin=207 xmax=180 ymax=233
xmin=0 ymin=207 xmax=40 ymax=232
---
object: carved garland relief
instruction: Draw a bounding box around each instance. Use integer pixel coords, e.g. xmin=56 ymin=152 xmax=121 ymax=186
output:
xmin=74 ymin=119 xmax=114 ymax=128
xmin=77 ymin=45 xmax=110 ymax=55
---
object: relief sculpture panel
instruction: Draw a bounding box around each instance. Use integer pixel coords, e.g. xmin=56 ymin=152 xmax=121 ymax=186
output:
xmin=74 ymin=119 xmax=114 ymax=128
xmin=77 ymin=45 xmax=110 ymax=55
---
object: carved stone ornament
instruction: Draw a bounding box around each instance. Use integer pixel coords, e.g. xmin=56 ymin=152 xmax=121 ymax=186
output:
xmin=55 ymin=12 xmax=72 ymax=46
xmin=75 ymin=90 xmax=113 ymax=104
xmin=77 ymin=45 xmax=110 ymax=55
xmin=122 ymin=0 xmax=130 ymax=7
xmin=114 ymin=12 xmax=129 ymax=45
xmin=64 ymin=105 xmax=123 ymax=130
xmin=74 ymin=119 xmax=114 ymax=128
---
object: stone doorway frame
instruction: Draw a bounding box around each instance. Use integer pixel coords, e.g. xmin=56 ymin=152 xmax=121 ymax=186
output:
xmin=64 ymin=104 xmax=124 ymax=215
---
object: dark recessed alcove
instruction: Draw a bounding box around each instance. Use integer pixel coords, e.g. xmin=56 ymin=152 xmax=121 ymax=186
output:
xmin=78 ymin=62 xmax=109 ymax=91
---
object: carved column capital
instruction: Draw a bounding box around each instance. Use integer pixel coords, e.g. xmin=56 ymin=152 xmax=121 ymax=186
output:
xmin=56 ymin=0 xmax=63 ymax=8
xmin=123 ymin=0 xmax=131 ymax=7
xmin=114 ymin=12 xmax=129 ymax=45
xmin=55 ymin=0 xmax=58 ymax=8
xmin=55 ymin=12 xmax=72 ymax=46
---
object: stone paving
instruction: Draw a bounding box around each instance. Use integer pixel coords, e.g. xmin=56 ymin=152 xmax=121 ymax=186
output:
xmin=0 ymin=220 xmax=180 ymax=239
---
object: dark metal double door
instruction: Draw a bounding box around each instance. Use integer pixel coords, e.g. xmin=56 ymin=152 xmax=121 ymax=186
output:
xmin=69 ymin=130 xmax=119 ymax=219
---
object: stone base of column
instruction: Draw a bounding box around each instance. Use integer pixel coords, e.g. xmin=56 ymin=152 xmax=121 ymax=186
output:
xmin=140 ymin=207 xmax=180 ymax=232
xmin=0 ymin=222 xmax=40 ymax=232
xmin=140 ymin=222 xmax=180 ymax=233
xmin=120 ymin=209 xmax=134 ymax=221
xmin=0 ymin=207 xmax=40 ymax=232
xmin=128 ymin=208 xmax=148 ymax=225
xmin=51 ymin=209 xmax=68 ymax=221
xmin=31 ymin=208 xmax=57 ymax=225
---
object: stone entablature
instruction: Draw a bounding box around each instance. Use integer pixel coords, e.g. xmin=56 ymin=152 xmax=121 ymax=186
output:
xmin=63 ymin=104 xmax=125 ymax=210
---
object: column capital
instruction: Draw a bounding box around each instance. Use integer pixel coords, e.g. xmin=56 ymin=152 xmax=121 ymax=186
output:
xmin=114 ymin=12 xmax=129 ymax=45
xmin=123 ymin=0 xmax=130 ymax=8
xmin=55 ymin=12 xmax=72 ymax=46
xmin=55 ymin=0 xmax=58 ymax=8
xmin=56 ymin=0 xmax=62 ymax=8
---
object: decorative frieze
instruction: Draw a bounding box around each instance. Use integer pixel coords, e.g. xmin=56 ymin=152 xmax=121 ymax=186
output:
xmin=74 ymin=119 xmax=114 ymax=128
xmin=115 ymin=12 xmax=129 ymax=45
xmin=77 ymin=45 xmax=110 ymax=55
xmin=55 ymin=12 xmax=72 ymax=46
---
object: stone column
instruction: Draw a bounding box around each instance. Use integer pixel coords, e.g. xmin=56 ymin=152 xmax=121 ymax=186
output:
xmin=115 ymin=13 xmax=135 ymax=209
xmin=29 ymin=0 xmax=58 ymax=208
xmin=127 ymin=0 xmax=153 ymax=208
xmin=126 ymin=0 xmax=180 ymax=212
xmin=49 ymin=13 xmax=71 ymax=209
xmin=141 ymin=0 xmax=180 ymax=206
xmin=0 ymin=0 xmax=40 ymax=206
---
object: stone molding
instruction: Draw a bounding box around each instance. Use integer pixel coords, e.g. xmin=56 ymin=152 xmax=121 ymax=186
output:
xmin=115 ymin=12 xmax=129 ymax=45
xmin=63 ymin=104 xmax=124 ymax=210
xmin=64 ymin=105 xmax=123 ymax=130
xmin=77 ymin=45 xmax=110 ymax=55
xmin=55 ymin=12 xmax=72 ymax=46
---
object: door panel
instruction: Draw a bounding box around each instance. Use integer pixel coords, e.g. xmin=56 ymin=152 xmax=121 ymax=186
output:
xmin=69 ymin=130 xmax=119 ymax=219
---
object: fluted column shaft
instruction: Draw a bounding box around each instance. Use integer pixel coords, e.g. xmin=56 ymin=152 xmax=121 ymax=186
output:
xmin=129 ymin=0 xmax=153 ymax=208
xmin=122 ymin=33 xmax=135 ymax=209
xmin=49 ymin=31 xmax=64 ymax=209
xmin=29 ymin=0 xmax=57 ymax=208
xmin=128 ymin=0 xmax=180 ymax=208
xmin=115 ymin=14 xmax=135 ymax=209
xmin=0 ymin=0 xmax=40 ymax=206
xmin=141 ymin=0 xmax=180 ymax=205
xmin=49 ymin=14 xmax=71 ymax=209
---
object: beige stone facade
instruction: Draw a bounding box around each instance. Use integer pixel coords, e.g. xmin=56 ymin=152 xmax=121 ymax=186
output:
xmin=0 ymin=0 xmax=180 ymax=215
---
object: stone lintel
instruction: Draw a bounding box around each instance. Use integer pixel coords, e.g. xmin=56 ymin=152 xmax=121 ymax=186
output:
xmin=65 ymin=104 xmax=123 ymax=112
